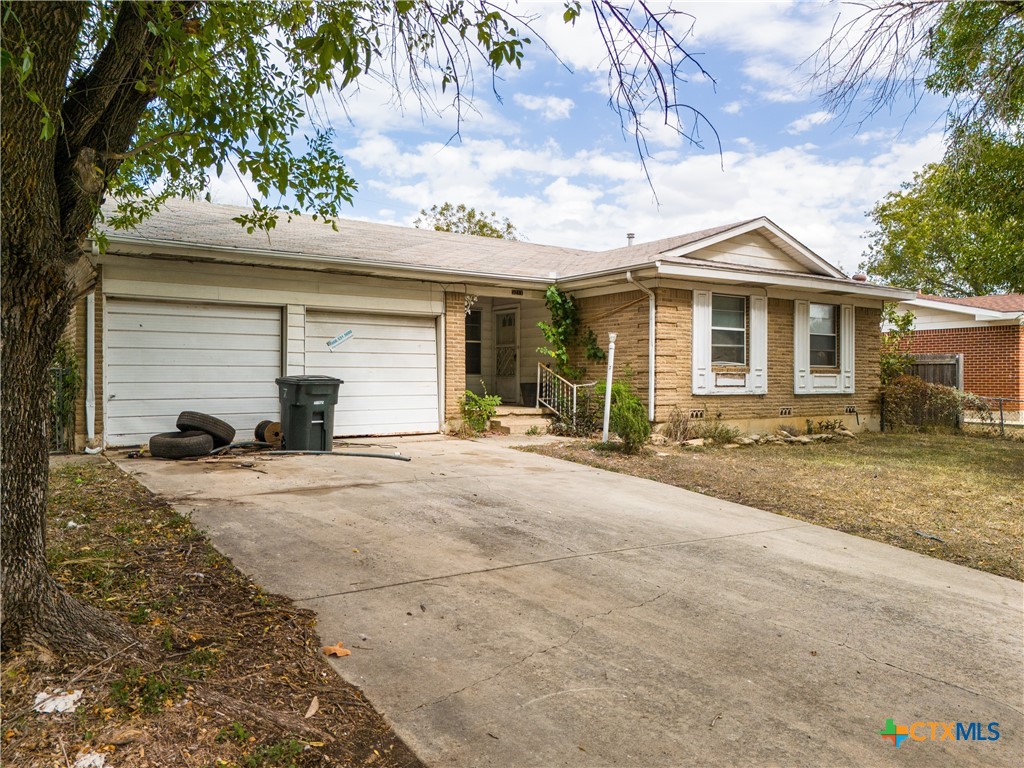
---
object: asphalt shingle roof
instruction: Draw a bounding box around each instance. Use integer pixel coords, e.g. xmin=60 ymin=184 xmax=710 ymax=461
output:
xmin=101 ymin=199 xmax=769 ymax=280
xmin=918 ymin=293 xmax=1024 ymax=313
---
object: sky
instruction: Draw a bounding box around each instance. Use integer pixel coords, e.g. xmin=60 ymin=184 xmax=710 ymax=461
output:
xmin=207 ymin=1 xmax=949 ymax=275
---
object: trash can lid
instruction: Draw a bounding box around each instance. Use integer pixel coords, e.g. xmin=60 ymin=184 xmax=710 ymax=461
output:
xmin=275 ymin=375 xmax=343 ymax=385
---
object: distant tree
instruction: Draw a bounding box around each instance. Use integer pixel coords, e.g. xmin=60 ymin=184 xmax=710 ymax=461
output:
xmin=860 ymin=160 xmax=1024 ymax=296
xmin=815 ymin=2 xmax=1024 ymax=297
xmin=814 ymin=1 xmax=1024 ymax=138
xmin=880 ymin=304 xmax=915 ymax=385
xmin=414 ymin=202 xmax=521 ymax=240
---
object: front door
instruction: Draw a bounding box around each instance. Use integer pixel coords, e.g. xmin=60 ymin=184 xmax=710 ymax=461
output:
xmin=494 ymin=308 xmax=519 ymax=404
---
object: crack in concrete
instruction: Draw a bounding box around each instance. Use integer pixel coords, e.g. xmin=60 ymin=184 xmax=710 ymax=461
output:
xmin=293 ymin=524 xmax=807 ymax=602
xmin=776 ymin=620 xmax=1024 ymax=717
xmin=406 ymin=592 xmax=668 ymax=714
xmin=836 ymin=641 xmax=1024 ymax=717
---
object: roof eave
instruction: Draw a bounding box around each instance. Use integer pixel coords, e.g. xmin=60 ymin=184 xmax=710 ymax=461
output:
xmin=657 ymin=262 xmax=914 ymax=300
xmin=98 ymin=235 xmax=559 ymax=288
xmin=902 ymin=297 xmax=1021 ymax=321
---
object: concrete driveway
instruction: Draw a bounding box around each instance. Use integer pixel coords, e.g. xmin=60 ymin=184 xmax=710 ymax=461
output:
xmin=119 ymin=436 xmax=1023 ymax=767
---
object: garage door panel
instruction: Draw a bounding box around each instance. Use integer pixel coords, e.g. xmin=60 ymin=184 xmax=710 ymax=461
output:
xmin=334 ymin=395 xmax=438 ymax=412
xmin=108 ymin=365 xmax=281 ymax=385
xmin=113 ymin=381 xmax=278 ymax=400
xmin=106 ymin=300 xmax=281 ymax=447
xmin=336 ymin=381 xmax=438 ymax=397
xmin=336 ymin=413 xmax=439 ymax=432
xmin=112 ymin=347 xmax=282 ymax=368
xmin=108 ymin=397 xmax=280 ymax=420
xmin=303 ymin=319 xmax=436 ymax=342
xmin=108 ymin=312 xmax=281 ymax=335
xmin=306 ymin=311 xmax=439 ymax=436
xmin=325 ymin=367 xmax=438 ymax=384
xmin=108 ymin=330 xmax=280 ymax=352
xmin=108 ymin=302 xmax=277 ymax=321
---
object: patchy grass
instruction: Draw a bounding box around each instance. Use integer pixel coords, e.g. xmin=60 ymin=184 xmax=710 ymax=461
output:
xmin=0 ymin=459 xmax=421 ymax=768
xmin=524 ymin=432 xmax=1023 ymax=580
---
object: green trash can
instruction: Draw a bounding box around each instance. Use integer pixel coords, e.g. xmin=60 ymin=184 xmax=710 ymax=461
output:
xmin=275 ymin=375 xmax=342 ymax=451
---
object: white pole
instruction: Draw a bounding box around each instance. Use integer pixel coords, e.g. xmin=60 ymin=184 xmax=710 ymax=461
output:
xmin=602 ymin=332 xmax=617 ymax=442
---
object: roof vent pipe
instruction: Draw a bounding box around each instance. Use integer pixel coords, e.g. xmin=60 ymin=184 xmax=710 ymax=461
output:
xmin=627 ymin=233 xmax=635 ymax=246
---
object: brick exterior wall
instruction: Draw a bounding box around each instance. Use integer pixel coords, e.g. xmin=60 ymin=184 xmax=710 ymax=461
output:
xmin=572 ymin=290 xmax=650 ymax=403
xmin=444 ymin=292 xmax=467 ymax=421
xmin=572 ymin=287 xmax=883 ymax=431
xmin=906 ymin=325 xmax=1023 ymax=401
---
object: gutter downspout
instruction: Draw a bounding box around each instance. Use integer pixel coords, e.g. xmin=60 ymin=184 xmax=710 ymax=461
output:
xmin=626 ymin=271 xmax=656 ymax=421
xmin=84 ymin=292 xmax=102 ymax=454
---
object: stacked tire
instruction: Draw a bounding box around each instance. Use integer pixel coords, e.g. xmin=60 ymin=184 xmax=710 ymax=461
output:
xmin=149 ymin=411 xmax=236 ymax=459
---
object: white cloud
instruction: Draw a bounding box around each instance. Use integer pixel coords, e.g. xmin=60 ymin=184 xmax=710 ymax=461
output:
xmin=722 ymin=101 xmax=744 ymax=115
xmin=512 ymin=93 xmax=575 ymax=120
xmin=786 ymin=110 xmax=834 ymax=134
xmin=345 ymin=125 xmax=945 ymax=274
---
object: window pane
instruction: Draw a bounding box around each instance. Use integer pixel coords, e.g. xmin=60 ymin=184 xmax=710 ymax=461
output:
xmin=810 ymin=334 xmax=836 ymax=367
xmin=466 ymin=342 xmax=482 ymax=375
xmin=809 ymin=304 xmax=836 ymax=334
xmin=712 ymin=329 xmax=744 ymax=346
xmin=712 ymin=345 xmax=745 ymax=364
xmin=712 ymin=294 xmax=745 ymax=313
xmin=712 ymin=295 xmax=745 ymax=329
xmin=712 ymin=309 xmax=745 ymax=329
xmin=465 ymin=311 xmax=481 ymax=342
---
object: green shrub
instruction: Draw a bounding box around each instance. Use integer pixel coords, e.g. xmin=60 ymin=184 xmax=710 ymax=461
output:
xmin=595 ymin=378 xmax=650 ymax=453
xmin=881 ymin=374 xmax=990 ymax=431
xmin=459 ymin=387 xmax=502 ymax=433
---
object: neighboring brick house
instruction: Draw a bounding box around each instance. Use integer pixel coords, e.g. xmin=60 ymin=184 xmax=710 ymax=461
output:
xmin=893 ymin=294 xmax=1024 ymax=418
xmin=72 ymin=200 xmax=912 ymax=448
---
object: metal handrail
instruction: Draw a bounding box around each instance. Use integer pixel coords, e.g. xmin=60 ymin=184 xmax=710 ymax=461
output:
xmin=536 ymin=363 xmax=596 ymax=425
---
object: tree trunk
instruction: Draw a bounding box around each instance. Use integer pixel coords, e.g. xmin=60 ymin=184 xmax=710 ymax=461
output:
xmin=1 ymin=1 xmax=136 ymax=656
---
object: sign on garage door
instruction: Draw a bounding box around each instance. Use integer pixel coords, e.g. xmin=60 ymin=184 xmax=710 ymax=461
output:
xmin=305 ymin=311 xmax=439 ymax=435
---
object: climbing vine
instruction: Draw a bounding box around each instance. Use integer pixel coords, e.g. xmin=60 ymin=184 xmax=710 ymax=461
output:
xmin=537 ymin=285 xmax=583 ymax=380
xmin=537 ymin=285 xmax=607 ymax=379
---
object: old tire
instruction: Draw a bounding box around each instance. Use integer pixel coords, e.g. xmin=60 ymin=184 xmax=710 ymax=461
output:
xmin=255 ymin=420 xmax=272 ymax=442
xmin=176 ymin=411 xmax=236 ymax=447
xmin=149 ymin=430 xmax=214 ymax=459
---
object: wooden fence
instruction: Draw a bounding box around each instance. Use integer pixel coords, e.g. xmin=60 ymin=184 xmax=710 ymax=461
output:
xmin=910 ymin=353 xmax=963 ymax=389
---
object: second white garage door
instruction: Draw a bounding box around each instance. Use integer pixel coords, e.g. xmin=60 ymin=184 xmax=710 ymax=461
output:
xmin=305 ymin=311 xmax=440 ymax=436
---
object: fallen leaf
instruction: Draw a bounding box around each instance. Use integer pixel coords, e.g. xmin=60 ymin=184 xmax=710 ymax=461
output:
xmin=304 ymin=695 xmax=320 ymax=718
xmin=322 ymin=642 xmax=351 ymax=657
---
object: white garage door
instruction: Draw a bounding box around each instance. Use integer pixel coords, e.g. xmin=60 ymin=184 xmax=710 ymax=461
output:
xmin=105 ymin=299 xmax=282 ymax=447
xmin=305 ymin=311 xmax=439 ymax=436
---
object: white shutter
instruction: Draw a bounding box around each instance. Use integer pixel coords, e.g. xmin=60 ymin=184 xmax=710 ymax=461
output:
xmin=793 ymin=300 xmax=811 ymax=394
xmin=692 ymin=290 xmax=711 ymax=394
xmin=750 ymin=295 xmax=768 ymax=394
xmin=840 ymin=304 xmax=855 ymax=392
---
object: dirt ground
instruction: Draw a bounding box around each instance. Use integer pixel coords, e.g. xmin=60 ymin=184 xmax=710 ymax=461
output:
xmin=523 ymin=431 xmax=1023 ymax=581
xmin=1 ymin=459 xmax=422 ymax=768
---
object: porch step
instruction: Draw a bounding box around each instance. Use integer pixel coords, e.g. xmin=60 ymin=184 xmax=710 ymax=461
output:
xmin=493 ymin=406 xmax=549 ymax=417
xmin=489 ymin=411 xmax=556 ymax=435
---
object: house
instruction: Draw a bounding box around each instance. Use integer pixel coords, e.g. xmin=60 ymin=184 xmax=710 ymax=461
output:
xmin=893 ymin=293 xmax=1024 ymax=416
xmin=68 ymin=199 xmax=913 ymax=448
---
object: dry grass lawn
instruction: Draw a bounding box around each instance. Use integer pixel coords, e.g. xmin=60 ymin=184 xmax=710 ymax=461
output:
xmin=1 ymin=459 xmax=421 ymax=768
xmin=524 ymin=432 xmax=1023 ymax=581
